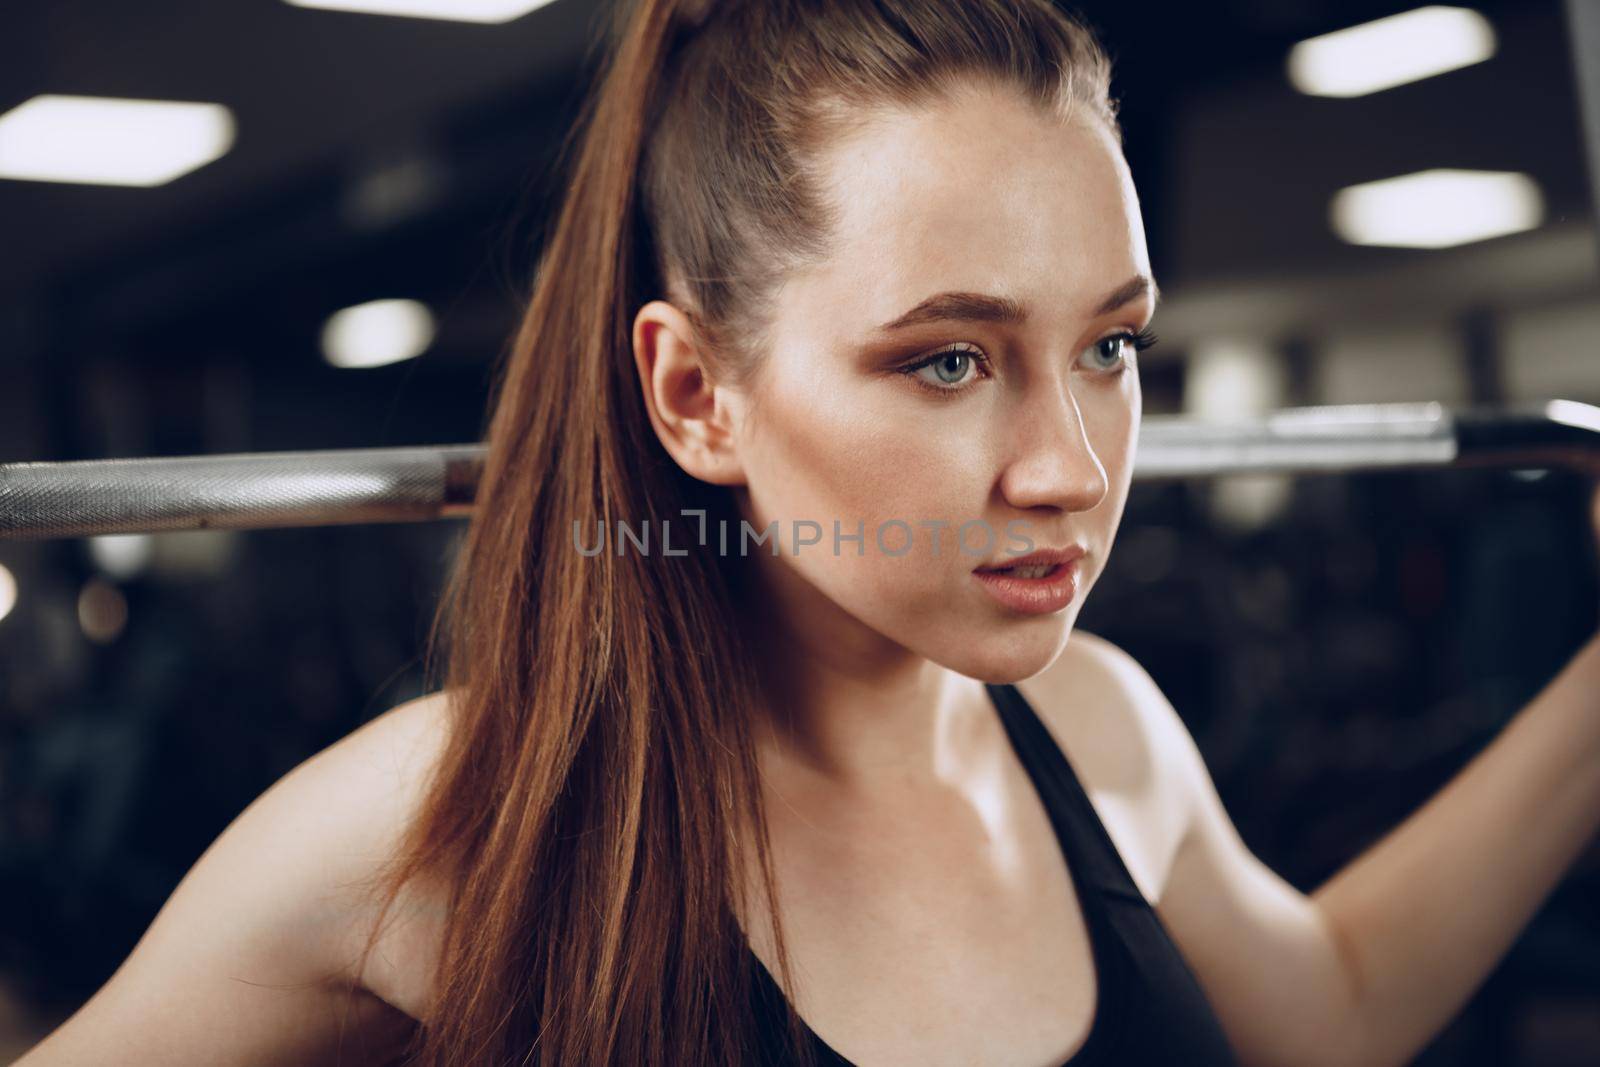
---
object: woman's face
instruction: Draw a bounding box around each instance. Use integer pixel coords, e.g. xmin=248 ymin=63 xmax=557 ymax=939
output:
xmin=695 ymin=80 xmax=1152 ymax=684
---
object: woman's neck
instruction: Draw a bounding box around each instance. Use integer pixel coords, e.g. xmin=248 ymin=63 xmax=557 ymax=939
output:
xmin=737 ymin=555 xmax=995 ymax=794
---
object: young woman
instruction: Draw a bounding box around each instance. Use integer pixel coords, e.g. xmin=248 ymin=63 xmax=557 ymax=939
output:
xmin=18 ymin=1 xmax=1600 ymax=1065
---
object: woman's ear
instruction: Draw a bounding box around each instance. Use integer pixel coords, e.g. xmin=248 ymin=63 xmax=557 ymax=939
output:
xmin=631 ymin=300 xmax=747 ymax=486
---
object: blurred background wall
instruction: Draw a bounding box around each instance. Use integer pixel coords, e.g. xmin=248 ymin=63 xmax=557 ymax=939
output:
xmin=1 ymin=0 xmax=1598 ymax=1062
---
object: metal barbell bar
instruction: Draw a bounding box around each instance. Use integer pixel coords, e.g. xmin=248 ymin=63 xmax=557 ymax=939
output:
xmin=1 ymin=400 xmax=1596 ymax=541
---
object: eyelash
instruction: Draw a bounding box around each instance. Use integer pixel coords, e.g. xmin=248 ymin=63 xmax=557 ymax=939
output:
xmin=898 ymin=328 xmax=1158 ymax=398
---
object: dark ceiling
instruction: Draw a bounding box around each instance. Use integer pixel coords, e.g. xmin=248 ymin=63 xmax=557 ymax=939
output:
xmin=0 ymin=0 xmax=599 ymax=295
xmin=0 ymin=0 xmax=1589 ymax=402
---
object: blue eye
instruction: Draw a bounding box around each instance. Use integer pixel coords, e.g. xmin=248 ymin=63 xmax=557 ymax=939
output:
xmin=902 ymin=343 xmax=988 ymax=394
xmin=1082 ymin=329 xmax=1158 ymax=373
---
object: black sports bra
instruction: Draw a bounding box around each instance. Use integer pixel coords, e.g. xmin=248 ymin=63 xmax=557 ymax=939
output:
xmin=748 ymin=681 xmax=1242 ymax=1065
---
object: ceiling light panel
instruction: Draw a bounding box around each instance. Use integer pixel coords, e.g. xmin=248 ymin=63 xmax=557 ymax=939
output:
xmin=0 ymin=94 xmax=235 ymax=187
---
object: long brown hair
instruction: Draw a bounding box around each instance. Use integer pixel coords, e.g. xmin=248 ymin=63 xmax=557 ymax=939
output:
xmin=352 ymin=1 xmax=1120 ymax=1063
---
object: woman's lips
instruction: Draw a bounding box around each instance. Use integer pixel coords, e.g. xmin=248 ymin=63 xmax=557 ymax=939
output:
xmin=972 ymin=558 xmax=1081 ymax=615
xmin=973 ymin=544 xmax=1088 ymax=573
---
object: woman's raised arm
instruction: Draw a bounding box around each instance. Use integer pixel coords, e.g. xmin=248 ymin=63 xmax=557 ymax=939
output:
xmin=1110 ymin=486 xmax=1600 ymax=1067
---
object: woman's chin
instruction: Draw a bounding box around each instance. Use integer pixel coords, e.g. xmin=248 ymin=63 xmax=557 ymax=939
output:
xmin=928 ymin=618 xmax=1077 ymax=684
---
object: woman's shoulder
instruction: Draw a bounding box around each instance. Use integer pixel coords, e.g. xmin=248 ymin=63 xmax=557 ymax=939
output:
xmin=11 ymin=691 xmax=460 ymax=1065
xmin=196 ymin=684 xmax=459 ymax=1022
xmin=314 ymin=688 xmax=456 ymax=816
xmin=315 ymin=689 xmax=458 ymax=1022
xmin=1015 ymin=628 xmax=1188 ymax=779
xmin=1013 ymin=630 xmax=1200 ymax=904
xmin=186 ymin=685 xmax=459 ymax=1019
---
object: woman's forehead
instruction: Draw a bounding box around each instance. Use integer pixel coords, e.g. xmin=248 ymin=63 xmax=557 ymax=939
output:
xmin=784 ymin=90 xmax=1150 ymax=337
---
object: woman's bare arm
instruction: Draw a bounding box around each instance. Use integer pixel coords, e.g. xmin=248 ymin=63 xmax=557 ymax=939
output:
xmin=1309 ymin=632 xmax=1600 ymax=1067
xmin=1088 ymin=626 xmax=1600 ymax=1067
xmin=12 ymin=691 xmax=453 ymax=1067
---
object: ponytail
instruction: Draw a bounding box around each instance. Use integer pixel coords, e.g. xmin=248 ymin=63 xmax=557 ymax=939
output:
xmin=349 ymin=0 xmax=1120 ymax=1062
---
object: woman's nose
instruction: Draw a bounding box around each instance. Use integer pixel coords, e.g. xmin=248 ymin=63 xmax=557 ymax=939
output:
xmin=997 ymin=385 xmax=1110 ymax=514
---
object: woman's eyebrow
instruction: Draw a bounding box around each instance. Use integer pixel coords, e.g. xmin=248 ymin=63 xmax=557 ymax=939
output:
xmin=874 ymin=274 xmax=1160 ymax=334
xmin=1096 ymin=274 xmax=1160 ymax=315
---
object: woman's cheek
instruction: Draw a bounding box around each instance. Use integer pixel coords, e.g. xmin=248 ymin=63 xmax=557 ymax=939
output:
xmin=758 ymin=394 xmax=957 ymax=530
